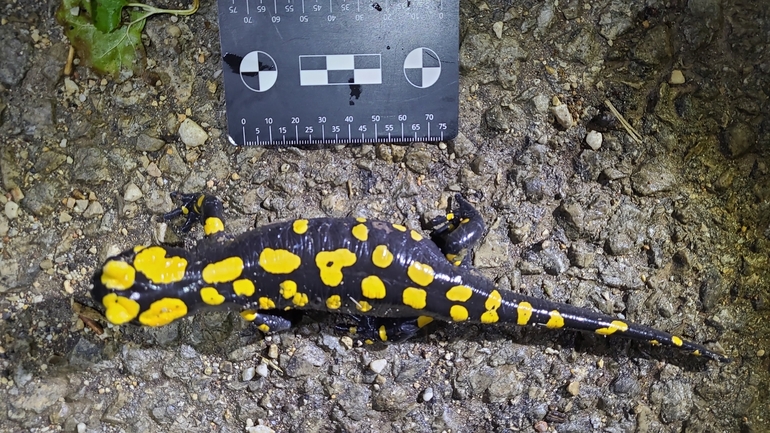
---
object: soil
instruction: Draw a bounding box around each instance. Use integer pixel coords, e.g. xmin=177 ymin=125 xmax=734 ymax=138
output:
xmin=0 ymin=0 xmax=768 ymax=432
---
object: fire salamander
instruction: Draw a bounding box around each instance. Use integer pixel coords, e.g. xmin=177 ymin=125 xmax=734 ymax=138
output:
xmin=91 ymin=192 xmax=729 ymax=362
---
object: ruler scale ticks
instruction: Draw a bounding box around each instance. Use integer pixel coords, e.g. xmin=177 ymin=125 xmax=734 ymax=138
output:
xmin=217 ymin=0 xmax=458 ymax=146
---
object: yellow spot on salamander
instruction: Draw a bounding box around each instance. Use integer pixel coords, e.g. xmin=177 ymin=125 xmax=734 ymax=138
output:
xmin=203 ymin=217 xmax=225 ymax=235
xmin=410 ymin=230 xmax=423 ymax=241
xmin=407 ymin=262 xmax=434 ymax=287
xmin=315 ymin=249 xmax=357 ymax=287
xmin=259 ymin=297 xmax=275 ymax=309
xmin=202 ymin=256 xmax=244 ymax=284
xmin=326 ymin=295 xmax=342 ymax=310
xmin=200 ymin=287 xmax=225 ymax=305
xmin=672 ymin=336 xmax=683 ymax=347
xmin=356 ymin=217 xmax=367 ymax=223
xmin=403 ymin=287 xmax=427 ymax=309
xmin=517 ymin=302 xmax=533 ymax=326
xmin=233 ymin=279 xmax=255 ymax=297
xmin=240 ymin=309 xmax=258 ymax=321
xmin=546 ymin=310 xmax=565 ymax=329
xmin=102 ymin=293 xmax=140 ymax=324
xmin=372 ymin=245 xmax=394 ymax=268
xmin=480 ymin=310 xmax=499 ymax=323
xmin=445 ymin=253 xmax=458 ymax=262
xmin=693 ymin=350 xmax=701 ymax=356
xmin=417 ymin=316 xmax=434 ymax=328
xmin=378 ymin=325 xmax=388 ymax=342
xmin=450 ymin=305 xmax=469 ymax=322
xmin=293 ymin=292 xmax=309 ymax=307
xmin=595 ymin=320 xmax=629 ymax=336
xmin=392 ymin=224 xmax=407 ymax=232
xmin=280 ymin=280 xmax=297 ymax=299
xmin=480 ymin=289 xmax=503 ymax=324
xmin=133 ymin=246 xmax=188 ymax=284
xmin=485 ymin=290 xmax=502 ymax=311
xmin=138 ymin=298 xmax=188 ymax=326
xmin=361 ymin=275 xmax=386 ymax=299
xmin=649 ymin=340 xmax=661 ymax=346
xmin=258 ymin=324 xmax=270 ymax=333
xmin=446 ymin=285 xmax=473 ymax=302
xmin=352 ymin=224 xmax=368 ymax=241
xmin=356 ymin=300 xmax=373 ymax=312
xmin=196 ymin=194 xmax=205 ymax=209
xmin=259 ymin=248 xmax=302 ymax=274
xmin=101 ymin=260 xmax=136 ymax=290
xmin=445 ymin=213 xmax=455 ymax=220
xmin=293 ymin=219 xmax=309 ymax=234
xmin=133 ymin=245 xmax=146 ymax=253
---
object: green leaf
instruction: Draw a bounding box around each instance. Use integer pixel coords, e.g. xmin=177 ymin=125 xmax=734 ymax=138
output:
xmin=92 ymin=0 xmax=129 ymax=33
xmin=57 ymin=0 xmax=146 ymax=77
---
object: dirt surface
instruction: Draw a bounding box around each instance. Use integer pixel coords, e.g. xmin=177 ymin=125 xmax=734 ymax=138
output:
xmin=1 ymin=0 xmax=768 ymax=432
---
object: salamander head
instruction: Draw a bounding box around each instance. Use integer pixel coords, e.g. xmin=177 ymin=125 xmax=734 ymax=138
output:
xmin=91 ymin=245 xmax=194 ymax=327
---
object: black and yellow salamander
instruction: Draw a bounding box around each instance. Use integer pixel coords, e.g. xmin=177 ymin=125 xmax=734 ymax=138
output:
xmin=91 ymin=192 xmax=729 ymax=362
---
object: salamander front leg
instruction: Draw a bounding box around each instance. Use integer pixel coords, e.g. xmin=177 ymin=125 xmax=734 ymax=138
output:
xmin=335 ymin=315 xmax=435 ymax=343
xmin=164 ymin=192 xmax=226 ymax=236
xmin=240 ymin=309 xmax=304 ymax=334
xmin=429 ymin=194 xmax=485 ymax=267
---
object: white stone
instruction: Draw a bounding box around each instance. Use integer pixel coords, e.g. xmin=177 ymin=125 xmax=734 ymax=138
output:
xmin=179 ymin=118 xmax=208 ymax=147
xmin=369 ymin=359 xmax=388 ymax=374
xmin=551 ymin=103 xmax=574 ymax=129
xmin=4 ymin=201 xmax=18 ymax=219
xmin=123 ymin=183 xmax=143 ymax=202
xmin=670 ymin=70 xmax=685 ymax=85
xmin=585 ymin=130 xmax=603 ymax=150
xmin=492 ymin=22 xmax=504 ymax=39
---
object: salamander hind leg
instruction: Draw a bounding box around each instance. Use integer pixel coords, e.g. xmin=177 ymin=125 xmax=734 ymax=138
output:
xmin=164 ymin=192 xmax=226 ymax=236
xmin=335 ymin=315 xmax=436 ymax=343
xmin=429 ymin=194 xmax=485 ymax=267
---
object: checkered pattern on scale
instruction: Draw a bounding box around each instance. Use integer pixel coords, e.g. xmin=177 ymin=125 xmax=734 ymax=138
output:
xmin=299 ymin=54 xmax=382 ymax=86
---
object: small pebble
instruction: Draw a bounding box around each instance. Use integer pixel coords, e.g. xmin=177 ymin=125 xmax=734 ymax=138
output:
xmin=59 ymin=212 xmax=72 ymax=223
xmin=421 ymin=387 xmax=434 ymax=402
xmin=5 ymin=201 xmax=19 ymax=219
xmin=492 ymin=21 xmax=504 ymax=39
xmin=669 ymin=70 xmax=685 ymax=84
xmin=123 ymin=183 xmax=143 ymax=202
xmin=551 ymin=103 xmax=574 ymax=129
xmin=267 ymin=344 xmax=279 ymax=359
xmin=242 ymin=367 xmax=256 ymax=382
xmin=179 ymin=118 xmax=208 ymax=147
xmin=255 ymin=363 xmax=269 ymax=378
xmin=369 ymin=359 xmax=388 ymax=374
xmin=77 ymin=423 xmax=87 ymax=433
xmin=567 ymin=381 xmax=580 ymax=396
xmin=757 ymin=349 xmax=765 ymax=357
xmin=340 ymin=336 xmax=354 ymax=350
xmin=585 ymin=130 xmax=602 ymax=150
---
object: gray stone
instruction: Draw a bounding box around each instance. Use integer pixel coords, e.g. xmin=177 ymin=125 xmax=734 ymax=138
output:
xmin=158 ymin=145 xmax=189 ymax=180
xmin=485 ymin=105 xmax=510 ymax=131
xmin=404 ymin=147 xmax=433 ymax=175
xmin=21 ymin=180 xmax=63 ymax=216
xmin=700 ymin=271 xmax=728 ymax=312
xmin=33 ymin=151 xmax=67 ymax=175
xmin=284 ymin=342 xmax=327 ymax=378
xmin=605 ymin=232 xmax=634 ymax=256
xmin=585 ymin=130 xmax=602 ymax=150
xmin=0 ymin=26 xmax=31 ymax=86
xmin=541 ymin=245 xmax=569 ymax=275
xmin=551 ymin=103 xmax=573 ymax=129
xmin=11 ymin=377 xmax=69 ymax=414
xmin=73 ymin=147 xmax=112 ymax=184
xmin=460 ymin=33 xmax=495 ymax=72
xmin=554 ymin=201 xmax=584 ymax=240
xmin=568 ymin=242 xmax=595 ymax=268
xmin=449 ymin=132 xmax=477 ymax=158
xmin=633 ymin=25 xmax=673 ymax=65
xmin=631 ymin=160 xmax=678 ymax=196
xmin=721 ymin=122 xmax=756 ymax=158
xmin=372 ymin=384 xmax=412 ymax=412
xmin=136 ymin=133 xmax=167 ymax=152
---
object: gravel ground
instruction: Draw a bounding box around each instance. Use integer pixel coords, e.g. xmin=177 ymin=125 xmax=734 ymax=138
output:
xmin=1 ymin=0 xmax=768 ymax=432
